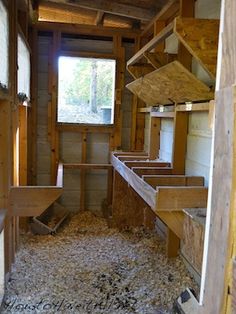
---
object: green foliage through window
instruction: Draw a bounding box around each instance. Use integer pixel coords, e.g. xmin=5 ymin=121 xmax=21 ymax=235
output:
xmin=58 ymin=56 xmax=116 ymax=124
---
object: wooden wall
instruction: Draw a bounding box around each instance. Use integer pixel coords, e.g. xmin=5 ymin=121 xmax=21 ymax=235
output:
xmin=121 ymin=42 xmax=134 ymax=151
xmin=37 ymin=35 xmax=52 ymax=186
xmin=35 ymin=31 xmax=134 ymax=215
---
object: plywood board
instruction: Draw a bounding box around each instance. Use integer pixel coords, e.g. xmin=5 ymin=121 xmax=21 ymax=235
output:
xmin=174 ymin=17 xmax=219 ymax=78
xmin=126 ymin=61 xmax=214 ymax=105
xmin=10 ymin=186 xmax=62 ymax=217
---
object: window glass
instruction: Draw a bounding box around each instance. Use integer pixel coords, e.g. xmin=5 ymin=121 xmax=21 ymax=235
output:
xmin=58 ymin=56 xmax=116 ymax=124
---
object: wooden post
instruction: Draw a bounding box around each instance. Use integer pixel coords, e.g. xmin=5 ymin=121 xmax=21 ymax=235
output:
xmin=178 ymin=0 xmax=194 ymax=70
xmin=80 ymin=133 xmax=87 ymax=211
xmin=28 ymin=27 xmax=38 ymax=185
xmin=199 ymin=1 xmax=236 ymax=313
xmin=149 ymin=117 xmax=161 ymax=160
xmin=50 ymin=31 xmax=61 ymax=185
xmin=112 ymin=35 xmax=125 ymax=150
xmin=172 ymin=111 xmax=188 ymax=174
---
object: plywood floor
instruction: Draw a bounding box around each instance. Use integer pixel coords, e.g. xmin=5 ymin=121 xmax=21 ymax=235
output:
xmin=1 ymin=212 xmax=198 ymax=313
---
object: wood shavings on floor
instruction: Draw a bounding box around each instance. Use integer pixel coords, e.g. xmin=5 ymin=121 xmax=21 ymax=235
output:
xmin=1 ymin=211 xmax=198 ymax=313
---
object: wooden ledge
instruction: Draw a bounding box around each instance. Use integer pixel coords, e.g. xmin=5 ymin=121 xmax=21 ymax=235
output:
xmin=124 ymin=161 xmax=171 ymax=168
xmin=0 ymin=209 xmax=6 ymax=233
xmin=155 ymin=187 xmax=208 ymax=212
xmin=143 ymin=175 xmax=204 ymax=187
xmin=63 ymin=163 xmax=112 ymax=170
xmin=132 ymin=167 xmax=173 ymax=177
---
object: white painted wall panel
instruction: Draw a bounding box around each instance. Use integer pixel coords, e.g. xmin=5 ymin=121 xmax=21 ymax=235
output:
xmin=185 ymin=112 xmax=212 ymax=186
xmin=159 ymin=119 xmax=174 ymax=162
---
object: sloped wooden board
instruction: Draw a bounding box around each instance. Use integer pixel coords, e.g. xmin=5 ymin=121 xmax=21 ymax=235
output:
xmin=126 ymin=61 xmax=214 ymax=105
xmin=10 ymin=186 xmax=63 ymax=217
xmin=174 ymin=17 xmax=219 ymax=78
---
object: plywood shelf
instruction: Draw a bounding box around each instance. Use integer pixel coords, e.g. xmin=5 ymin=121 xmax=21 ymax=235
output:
xmin=126 ymin=61 xmax=214 ymax=105
xmin=126 ymin=17 xmax=219 ymax=106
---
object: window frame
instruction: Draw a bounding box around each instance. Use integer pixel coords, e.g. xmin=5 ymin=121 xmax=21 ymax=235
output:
xmin=56 ymin=50 xmax=117 ymax=131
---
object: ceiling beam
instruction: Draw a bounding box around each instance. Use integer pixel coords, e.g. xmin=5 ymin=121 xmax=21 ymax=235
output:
xmin=41 ymin=0 xmax=156 ymax=21
xmin=95 ymin=10 xmax=104 ymax=26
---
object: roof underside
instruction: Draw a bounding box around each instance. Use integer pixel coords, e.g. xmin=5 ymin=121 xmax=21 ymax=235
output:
xmin=35 ymin=0 xmax=171 ymax=31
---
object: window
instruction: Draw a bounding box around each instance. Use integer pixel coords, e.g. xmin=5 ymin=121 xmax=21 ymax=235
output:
xmin=57 ymin=56 xmax=116 ymax=125
xmin=0 ymin=0 xmax=9 ymax=90
xmin=18 ymin=34 xmax=31 ymax=102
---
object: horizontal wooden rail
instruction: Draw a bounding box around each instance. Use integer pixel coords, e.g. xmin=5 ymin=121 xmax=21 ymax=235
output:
xmin=124 ymin=161 xmax=171 ymax=168
xmin=63 ymin=163 xmax=112 ymax=170
xmin=143 ymin=175 xmax=204 ymax=187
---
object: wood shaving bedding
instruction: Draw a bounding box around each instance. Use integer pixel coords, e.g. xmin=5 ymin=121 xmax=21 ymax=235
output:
xmin=1 ymin=211 xmax=198 ymax=313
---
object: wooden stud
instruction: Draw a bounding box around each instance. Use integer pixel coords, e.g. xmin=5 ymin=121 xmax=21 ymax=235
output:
xmin=50 ymin=31 xmax=61 ymax=185
xmin=166 ymin=228 xmax=180 ymax=258
xmin=80 ymin=133 xmax=87 ymax=211
xmin=172 ymin=111 xmax=188 ymax=174
xmin=149 ymin=117 xmax=161 ymax=160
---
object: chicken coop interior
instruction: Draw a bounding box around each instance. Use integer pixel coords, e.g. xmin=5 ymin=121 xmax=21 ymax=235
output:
xmin=0 ymin=0 xmax=235 ymax=313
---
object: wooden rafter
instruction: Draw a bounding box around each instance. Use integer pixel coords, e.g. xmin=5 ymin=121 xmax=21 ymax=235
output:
xmin=95 ymin=10 xmax=104 ymax=26
xmin=40 ymin=0 xmax=156 ymax=21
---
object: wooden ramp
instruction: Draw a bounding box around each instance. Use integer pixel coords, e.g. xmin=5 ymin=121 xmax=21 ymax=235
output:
xmin=10 ymin=163 xmax=63 ymax=217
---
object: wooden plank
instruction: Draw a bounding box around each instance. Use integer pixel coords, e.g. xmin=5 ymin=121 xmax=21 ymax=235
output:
xmin=177 ymin=0 xmax=194 ymax=72
xmin=172 ymin=111 xmax=188 ymax=174
xmin=63 ymin=163 xmax=112 ymax=169
xmin=133 ymin=167 xmax=173 ymax=176
xmin=127 ymin=63 xmax=155 ymax=80
xmin=166 ymin=228 xmax=180 ymax=258
xmin=50 ymin=31 xmax=61 ymax=185
xmin=143 ymin=175 xmax=204 ymax=188
xmin=95 ymin=10 xmax=104 ymax=26
xmin=155 ymin=187 xmax=208 ymax=212
xmin=28 ymin=28 xmax=38 ymax=185
xmin=176 ymin=102 xmax=210 ymax=112
xmin=174 ymin=17 xmax=219 ymax=78
xmin=158 ymin=211 xmax=184 ymax=239
xmin=200 ymin=85 xmax=236 ymax=313
xmin=113 ymin=35 xmax=125 ymax=150
xmin=107 ymin=166 xmax=113 ymax=206
xmin=57 ymin=123 xmax=114 ymax=133
xmin=36 ymin=21 xmax=139 ymax=38
xmin=126 ymin=61 xmax=214 ymax=106
xmin=144 ymin=52 xmax=177 ymax=69
xmin=138 ymin=107 xmax=152 ymax=113
xmin=149 ymin=117 xmax=161 ymax=160
xmin=141 ymin=0 xmax=179 ymax=37
xmin=117 ymin=155 xmax=150 ymax=161
xmin=43 ymin=0 xmax=155 ymax=21
xmin=113 ymin=151 xmax=147 ymax=157
xmin=80 ymin=133 xmax=87 ymax=211
xmin=10 ymin=186 xmax=62 ymax=217
xmin=181 ymin=211 xmax=205 ymax=274
xmin=124 ymin=161 xmax=170 ymax=168
xmin=150 ymin=111 xmax=175 ymax=118
xmin=111 ymin=155 xmax=157 ymax=208
xmin=127 ymin=22 xmax=174 ymax=67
